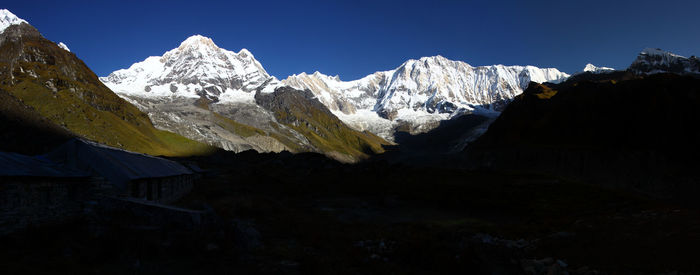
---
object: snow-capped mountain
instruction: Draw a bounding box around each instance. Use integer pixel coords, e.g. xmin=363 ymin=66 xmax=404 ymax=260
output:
xmin=100 ymin=35 xmax=392 ymax=161
xmin=629 ymin=48 xmax=700 ymax=75
xmin=101 ymin=35 xmax=273 ymax=103
xmin=101 ymin=35 xmax=294 ymax=153
xmin=0 ymin=9 xmax=27 ymax=34
xmin=2 ymin=9 xmax=72 ymax=54
xmin=583 ymin=63 xmax=615 ymax=74
xmin=101 ymin=34 xmax=569 ymax=147
xmin=570 ymin=63 xmax=616 ymax=77
xmin=281 ymin=56 xmax=569 ymax=137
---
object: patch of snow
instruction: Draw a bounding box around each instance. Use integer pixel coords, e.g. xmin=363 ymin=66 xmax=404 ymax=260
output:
xmin=218 ymin=88 xmax=256 ymax=104
xmin=57 ymin=42 xmax=70 ymax=52
xmin=332 ymin=109 xmax=395 ymax=140
xmin=0 ymin=9 xmax=27 ymax=34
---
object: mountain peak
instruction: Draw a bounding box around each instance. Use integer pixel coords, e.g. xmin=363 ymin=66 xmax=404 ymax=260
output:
xmin=416 ymin=55 xmax=450 ymax=63
xmin=629 ymin=48 xmax=699 ymax=75
xmin=0 ymin=9 xmax=28 ymax=34
xmin=178 ymin=34 xmax=219 ymax=50
xmin=237 ymin=48 xmax=253 ymax=58
xmin=640 ymin=48 xmax=685 ymax=58
xmin=583 ymin=63 xmax=615 ymax=73
xmin=102 ymin=35 xmax=271 ymax=100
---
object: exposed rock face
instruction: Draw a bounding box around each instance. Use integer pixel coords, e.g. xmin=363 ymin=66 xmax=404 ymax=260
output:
xmin=629 ymin=48 xmax=700 ymax=75
xmin=118 ymin=96 xmax=294 ymax=153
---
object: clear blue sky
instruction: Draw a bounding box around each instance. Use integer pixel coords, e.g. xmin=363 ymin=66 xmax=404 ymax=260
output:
xmin=5 ymin=0 xmax=700 ymax=80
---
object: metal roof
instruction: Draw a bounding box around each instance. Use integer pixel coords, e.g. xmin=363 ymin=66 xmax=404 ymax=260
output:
xmin=0 ymin=151 xmax=90 ymax=178
xmin=43 ymin=139 xmax=194 ymax=188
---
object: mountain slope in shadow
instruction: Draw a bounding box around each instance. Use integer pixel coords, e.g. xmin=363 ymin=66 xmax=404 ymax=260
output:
xmin=0 ymin=88 xmax=72 ymax=154
xmin=464 ymin=73 xmax=700 ymax=203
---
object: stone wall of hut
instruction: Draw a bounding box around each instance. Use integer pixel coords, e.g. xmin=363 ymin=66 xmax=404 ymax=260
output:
xmin=0 ymin=177 xmax=114 ymax=235
xmin=127 ymin=174 xmax=195 ymax=204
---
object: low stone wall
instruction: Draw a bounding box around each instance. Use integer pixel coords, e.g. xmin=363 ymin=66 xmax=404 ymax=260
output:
xmin=0 ymin=177 xmax=114 ymax=235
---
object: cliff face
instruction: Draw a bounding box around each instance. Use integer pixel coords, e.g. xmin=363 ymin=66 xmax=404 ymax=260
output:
xmin=464 ymin=73 xmax=700 ymax=202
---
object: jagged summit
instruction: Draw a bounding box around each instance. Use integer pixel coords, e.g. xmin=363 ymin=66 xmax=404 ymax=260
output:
xmin=584 ymin=63 xmax=614 ymax=72
xmin=101 ymin=35 xmax=271 ymax=102
xmin=178 ymin=34 xmax=218 ymax=48
xmin=103 ymin=34 xmax=570 ymax=141
xmin=281 ymin=55 xmax=569 ymax=138
xmin=574 ymin=63 xmax=616 ymax=76
xmin=629 ymin=48 xmax=700 ymax=75
xmin=173 ymin=35 xmax=256 ymax=60
xmin=0 ymin=9 xmax=27 ymax=34
xmin=416 ymin=55 xmax=453 ymax=63
xmin=641 ymin=48 xmax=686 ymax=58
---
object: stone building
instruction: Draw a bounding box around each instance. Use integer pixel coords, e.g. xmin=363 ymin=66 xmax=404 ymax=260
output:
xmin=0 ymin=151 xmax=112 ymax=234
xmin=1 ymin=139 xmax=198 ymax=234
xmin=44 ymin=139 xmax=197 ymax=204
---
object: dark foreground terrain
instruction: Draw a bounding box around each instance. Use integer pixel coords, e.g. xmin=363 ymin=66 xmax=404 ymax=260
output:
xmin=1 ymin=151 xmax=699 ymax=274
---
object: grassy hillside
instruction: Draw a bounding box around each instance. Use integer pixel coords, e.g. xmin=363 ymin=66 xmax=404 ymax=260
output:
xmin=0 ymin=23 xmax=214 ymax=156
xmin=256 ymin=87 xmax=390 ymax=161
xmin=0 ymin=88 xmax=73 ymax=154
